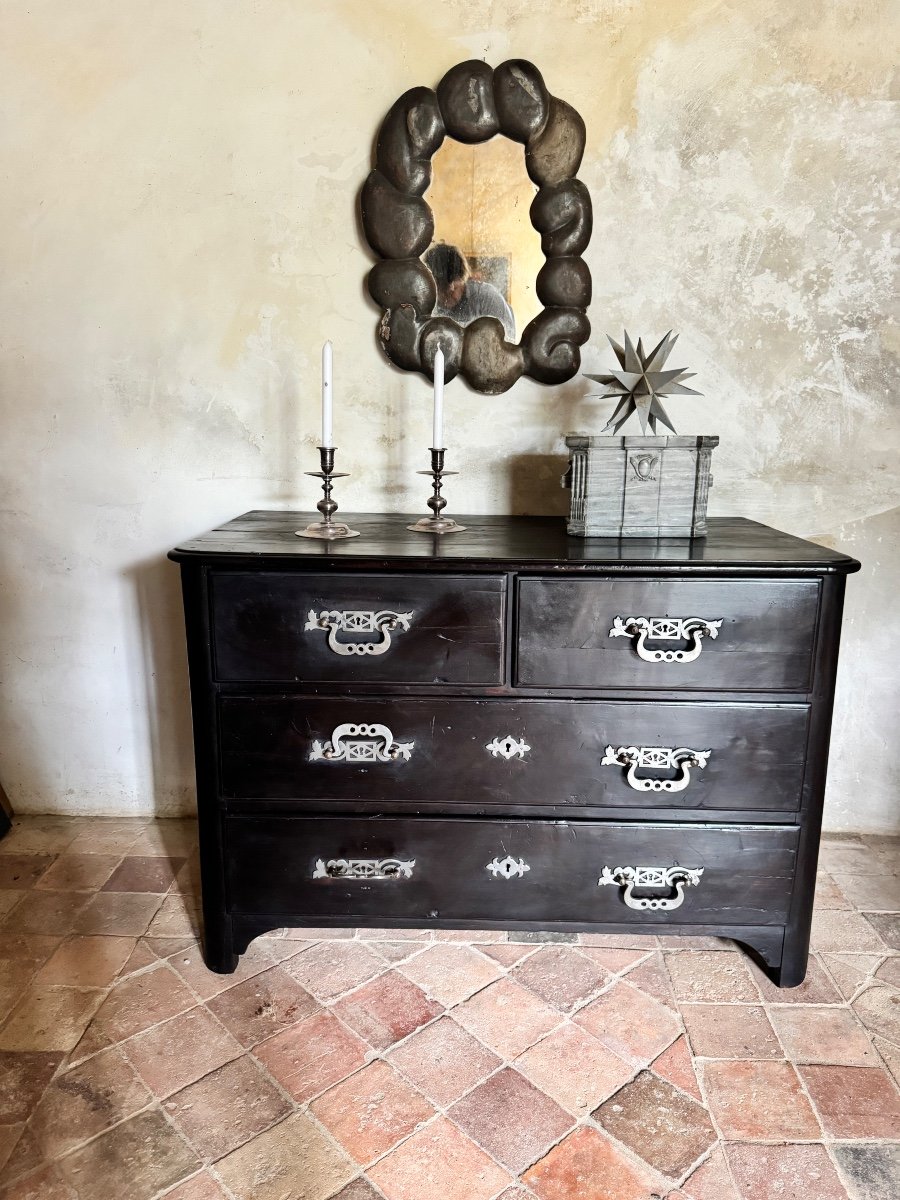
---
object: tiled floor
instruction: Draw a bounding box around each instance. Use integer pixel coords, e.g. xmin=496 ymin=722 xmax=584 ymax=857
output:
xmin=0 ymin=819 xmax=898 ymax=1200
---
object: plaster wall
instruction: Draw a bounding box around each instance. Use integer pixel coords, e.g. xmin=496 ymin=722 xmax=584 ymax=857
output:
xmin=0 ymin=0 xmax=897 ymax=830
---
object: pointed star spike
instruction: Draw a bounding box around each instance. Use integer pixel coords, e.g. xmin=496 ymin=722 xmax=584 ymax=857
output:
xmin=661 ymin=383 xmax=703 ymax=396
xmin=650 ymin=396 xmax=678 ymax=433
xmin=635 ymin=394 xmax=652 ymax=433
xmin=648 ymin=367 xmax=691 ymax=391
xmin=606 ymin=335 xmax=627 ymax=369
xmin=611 ymin=408 xmax=634 ymax=433
xmin=600 ymin=397 xmax=633 ymax=432
xmin=608 ymin=369 xmax=643 ymax=391
xmin=622 ymin=330 xmax=641 ymax=373
xmin=635 ymin=337 xmax=645 ymax=364
xmin=648 ymin=413 xmax=657 ymax=434
xmin=644 ymin=331 xmax=675 ymax=373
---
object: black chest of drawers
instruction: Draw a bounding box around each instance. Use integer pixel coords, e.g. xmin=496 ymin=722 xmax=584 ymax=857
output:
xmin=169 ymin=512 xmax=859 ymax=987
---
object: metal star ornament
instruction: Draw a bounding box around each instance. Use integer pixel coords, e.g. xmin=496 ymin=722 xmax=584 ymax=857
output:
xmin=584 ymin=330 xmax=702 ymax=434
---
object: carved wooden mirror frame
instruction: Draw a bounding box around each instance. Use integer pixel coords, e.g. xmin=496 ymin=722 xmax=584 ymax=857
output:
xmin=361 ymin=59 xmax=592 ymax=395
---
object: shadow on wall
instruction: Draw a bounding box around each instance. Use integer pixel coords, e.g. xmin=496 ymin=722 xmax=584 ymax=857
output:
xmin=128 ymin=555 xmax=196 ymax=818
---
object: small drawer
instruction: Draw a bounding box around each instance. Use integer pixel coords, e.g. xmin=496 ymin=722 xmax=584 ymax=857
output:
xmin=218 ymin=695 xmax=810 ymax=815
xmin=224 ymin=816 xmax=799 ymax=928
xmin=516 ymin=577 xmax=819 ymax=692
xmin=211 ymin=571 xmax=505 ymax=685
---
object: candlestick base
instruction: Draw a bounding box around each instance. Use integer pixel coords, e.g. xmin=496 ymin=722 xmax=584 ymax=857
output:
xmin=294 ymin=446 xmax=360 ymax=539
xmin=407 ymin=447 xmax=466 ymax=535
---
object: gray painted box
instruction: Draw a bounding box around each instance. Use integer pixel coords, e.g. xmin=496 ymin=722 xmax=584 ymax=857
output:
xmin=563 ymin=434 xmax=718 ymax=538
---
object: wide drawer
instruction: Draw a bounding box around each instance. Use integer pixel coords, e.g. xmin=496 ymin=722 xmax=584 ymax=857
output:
xmin=225 ymin=816 xmax=799 ymax=927
xmin=218 ymin=696 xmax=809 ymax=814
xmin=516 ymin=577 xmax=819 ymax=692
xmin=210 ymin=571 xmax=505 ymax=685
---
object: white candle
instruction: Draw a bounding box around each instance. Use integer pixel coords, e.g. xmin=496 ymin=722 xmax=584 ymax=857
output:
xmin=321 ymin=340 xmax=333 ymax=447
xmin=432 ymin=348 xmax=444 ymax=448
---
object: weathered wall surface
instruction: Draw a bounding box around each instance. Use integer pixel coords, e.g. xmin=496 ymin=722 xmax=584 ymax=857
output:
xmin=0 ymin=0 xmax=897 ymax=828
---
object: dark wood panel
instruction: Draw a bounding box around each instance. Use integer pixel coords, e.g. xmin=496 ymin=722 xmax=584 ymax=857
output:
xmin=225 ymin=816 xmax=799 ymax=928
xmin=516 ymin=577 xmax=819 ymax=692
xmin=170 ymin=513 xmax=861 ymax=573
xmin=218 ymin=696 xmax=809 ymax=814
xmin=211 ymin=572 xmax=505 ymax=685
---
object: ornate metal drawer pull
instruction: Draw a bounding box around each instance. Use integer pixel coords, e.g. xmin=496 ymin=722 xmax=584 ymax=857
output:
xmin=486 ymin=736 xmax=531 ymax=761
xmin=598 ymin=865 xmax=704 ymax=910
xmin=602 ymin=745 xmax=710 ymax=792
xmin=310 ymin=723 xmax=414 ymax=763
xmin=609 ymin=615 xmax=723 ymax=663
xmin=305 ymin=608 xmax=413 ymax=656
xmin=486 ymin=855 xmax=531 ymax=879
xmin=313 ymin=857 xmax=415 ymax=880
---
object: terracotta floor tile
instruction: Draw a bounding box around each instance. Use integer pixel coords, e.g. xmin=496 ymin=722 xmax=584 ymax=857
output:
xmin=124 ymin=1005 xmax=243 ymax=1097
xmin=1 ymin=891 xmax=90 ymax=937
xmin=331 ymin=1181 xmax=382 ymax=1200
xmin=331 ymin=970 xmax=442 ymax=1051
xmin=814 ymin=872 xmax=852 ymax=909
xmin=832 ymin=1143 xmax=900 ymax=1200
xmin=357 ymin=927 xmax=432 ymax=941
xmin=681 ymin=1004 xmax=782 ymax=1059
xmin=367 ymin=941 xmax=426 ymax=965
xmin=853 ymin=982 xmax=900 ymax=1044
xmin=119 ymin=941 xmax=162 ymax=977
xmin=34 ymin=936 xmax=136 ymax=988
xmin=619 ymin=951 xmax=677 ymax=1005
xmin=515 ymin=1022 xmax=633 ymax=1115
xmin=580 ymin=946 xmax=652 ymax=974
xmin=253 ymin=1009 xmax=369 ymax=1103
xmin=125 ymin=820 xmax=198 ymax=858
xmin=145 ymin=894 xmax=201 ymax=938
xmin=101 ymin=855 xmax=186 ymax=893
xmin=595 ymin=1069 xmax=716 ymax=1179
xmin=168 ymin=942 xmax=274 ymax=1000
xmin=799 ymin=1063 xmax=900 ymax=1137
xmin=864 ymin=912 xmax=900 ymax=949
xmin=0 ymin=1163 xmax=77 ymax=1199
xmin=651 ymin=1034 xmax=702 ymax=1101
xmin=749 ymin=955 xmax=842 ymax=1004
xmin=28 ymin=1046 xmax=151 ymax=1160
xmin=33 ymin=855 xmax=120 ymax=892
xmin=73 ymin=892 xmax=164 ymax=936
xmin=523 ymin=1125 xmax=663 ymax=1200
xmin=449 ymin=1067 xmax=572 ymax=1172
xmin=678 ymin=1145 xmax=739 ymax=1200
xmin=283 ymin=926 xmax=354 ymax=940
xmin=509 ymin=930 xmax=578 ymax=944
xmin=206 ymin=965 xmax=319 ymax=1048
xmin=810 ymin=909 xmax=887 ymax=952
xmin=254 ymin=936 xmax=312 ymax=964
xmin=665 ymin=951 xmax=760 ymax=1002
xmin=872 ymin=1034 xmax=900 ymax=1087
xmin=770 ymin=1004 xmax=877 ymax=1065
xmin=833 ymin=873 xmax=900 ymax=910
xmin=432 ymin=928 xmax=504 ymax=943
xmin=0 ymin=895 xmax=21 ymax=922
xmin=283 ymin=940 xmax=386 ymax=1001
xmin=574 ymin=980 xmax=681 ymax=1067
xmin=725 ymin=1143 xmax=847 ymax=1200
xmin=65 ymin=826 xmax=147 ymax=856
xmin=874 ymin=956 xmax=900 ymax=985
xmin=57 ymin=1108 xmax=199 ymax=1200
xmin=511 ymin=946 xmax=609 ymax=1012
xmin=819 ymin=843 xmax=889 ymax=875
xmin=577 ymin=933 xmax=658 ymax=950
xmin=215 ymin=1111 xmax=355 ymax=1200
xmin=166 ymin=1055 xmax=292 ymax=1161
xmin=0 ymin=1122 xmax=23 ymax=1175
xmin=144 ymin=935 xmax=197 ymax=958
xmin=479 ymin=943 xmax=538 ymax=967
xmin=820 ymin=952 xmax=883 ymax=999
xmin=90 ymin=964 xmax=195 ymax=1047
xmin=387 ymin=1015 xmax=501 ymax=1107
xmin=0 ymin=934 xmax=61 ymax=966
xmin=0 ymin=1051 xmax=63 ymax=1122
xmin=0 ymin=1126 xmax=45 ymax=1189
xmin=397 ymin=944 xmax=503 ymax=1006
xmin=368 ymin=1115 xmax=511 ymax=1200
xmin=703 ymin=1060 xmax=820 ymax=1139
xmin=0 ymin=857 xmax=56 ymax=890
xmin=310 ymin=1059 xmax=435 ymax=1165
xmin=0 ymin=964 xmax=37 ymax=1025
xmin=451 ymin=977 xmax=561 ymax=1059
xmin=158 ymin=1171 xmax=230 ymax=1200
xmin=0 ymin=986 xmax=104 ymax=1052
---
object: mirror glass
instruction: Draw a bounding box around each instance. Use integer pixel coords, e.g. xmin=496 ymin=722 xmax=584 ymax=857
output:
xmin=424 ymin=137 xmax=542 ymax=343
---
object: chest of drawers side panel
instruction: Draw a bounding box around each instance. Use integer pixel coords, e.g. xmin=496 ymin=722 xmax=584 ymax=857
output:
xmin=177 ymin=561 xmax=237 ymax=972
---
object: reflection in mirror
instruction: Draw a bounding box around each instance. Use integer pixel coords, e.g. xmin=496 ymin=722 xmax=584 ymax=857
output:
xmin=423 ymin=137 xmax=542 ymax=342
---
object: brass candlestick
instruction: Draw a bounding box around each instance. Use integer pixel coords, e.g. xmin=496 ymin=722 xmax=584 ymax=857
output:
xmin=407 ymin=447 xmax=466 ymax=534
xmin=295 ymin=446 xmax=360 ymax=540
